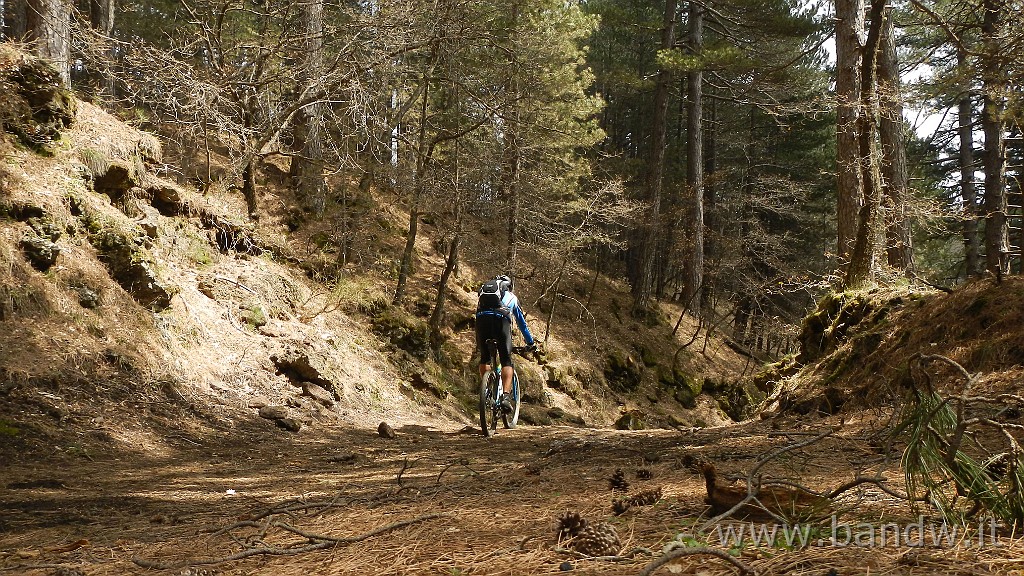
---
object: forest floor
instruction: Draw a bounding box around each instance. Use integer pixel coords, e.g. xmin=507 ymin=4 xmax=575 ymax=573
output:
xmin=3 ymin=411 xmax=1023 ymax=576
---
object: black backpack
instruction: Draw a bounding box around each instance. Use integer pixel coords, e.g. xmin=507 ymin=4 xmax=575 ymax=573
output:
xmin=477 ymin=279 xmax=509 ymax=313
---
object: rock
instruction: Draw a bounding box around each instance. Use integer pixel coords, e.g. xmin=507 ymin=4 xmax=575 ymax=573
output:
xmin=19 ymin=233 xmax=59 ymax=270
xmin=258 ymin=320 xmax=289 ymax=338
xmin=91 ymin=229 xmax=172 ymax=311
xmin=302 ymin=382 xmax=335 ymax=407
xmin=258 ymin=405 xmax=289 ymax=420
xmin=248 ymin=396 xmax=271 ymax=409
xmin=93 ymin=161 xmax=141 ymax=197
xmin=134 ymin=201 xmax=161 ymax=238
xmin=271 ymin=347 xmax=340 ymax=396
xmin=1 ymin=52 xmax=75 ymax=147
xmin=377 ymin=421 xmax=395 ymax=439
xmin=275 ymin=417 xmax=301 ymax=432
xmin=147 ymin=179 xmax=189 ymax=216
xmin=615 ymin=410 xmax=646 ymax=431
xmin=71 ymin=284 xmax=100 ymax=308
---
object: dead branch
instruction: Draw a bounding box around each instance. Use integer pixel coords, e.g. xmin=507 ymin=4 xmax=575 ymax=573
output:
xmin=131 ymin=513 xmax=445 ymax=570
xmin=701 ymin=428 xmax=834 ymax=529
xmin=638 ymin=545 xmax=755 ymax=576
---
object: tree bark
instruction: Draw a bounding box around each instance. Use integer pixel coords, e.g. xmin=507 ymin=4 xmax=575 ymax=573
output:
xmin=503 ymin=3 xmax=522 ymax=272
xmin=631 ymin=0 xmax=678 ymax=317
xmin=88 ymin=0 xmax=113 ymax=34
xmin=26 ymin=0 xmax=70 ymax=85
xmin=290 ymin=0 xmax=327 ymax=215
xmin=681 ymin=0 xmax=704 ymax=314
xmin=4 ymin=0 xmax=27 ymax=40
xmin=877 ymin=5 xmax=912 ymax=274
xmin=394 ymin=72 xmax=433 ymax=306
xmin=957 ymin=50 xmax=980 ymax=277
xmin=981 ymin=0 xmax=1009 ymax=276
xmin=846 ymin=0 xmax=884 ymax=287
xmin=835 ymin=0 xmax=865 ymax=263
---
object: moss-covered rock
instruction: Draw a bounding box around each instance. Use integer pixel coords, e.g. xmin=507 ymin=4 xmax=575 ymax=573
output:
xmin=0 ymin=50 xmax=75 ymax=147
xmin=615 ymin=410 xmax=646 ymax=430
xmin=90 ymin=228 xmax=172 ymax=311
xmin=605 ymin=350 xmax=643 ymax=393
xmin=20 ymin=232 xmax=60 ymax=271
xmin=371 ymin=307 xmax=431 ymax=360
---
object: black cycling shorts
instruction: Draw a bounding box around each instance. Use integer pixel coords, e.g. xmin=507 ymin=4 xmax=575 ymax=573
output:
xmin=475 ymin=313 xmax=513 ymax=368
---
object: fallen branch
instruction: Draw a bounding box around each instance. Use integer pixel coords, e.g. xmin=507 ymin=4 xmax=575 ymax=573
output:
xmin=701 ymin=428 xmax=834 ymax=529
xmin=132 ymin=513 xmax=445 ymax=570
xmin=638 ymin=545 xmax=754 ymax=576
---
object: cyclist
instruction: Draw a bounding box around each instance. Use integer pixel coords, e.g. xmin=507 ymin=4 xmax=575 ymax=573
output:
xmin=475 ymin=274 xmax=536 ymax=413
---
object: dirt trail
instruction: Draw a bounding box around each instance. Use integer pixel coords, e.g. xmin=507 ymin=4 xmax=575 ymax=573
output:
xmin=1 ymin=420 xmax=1021 ymax=576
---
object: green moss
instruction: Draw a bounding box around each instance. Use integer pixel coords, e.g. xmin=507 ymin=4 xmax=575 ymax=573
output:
xmin=372 ymin=307 xmax=431 ymax=360
xmin=604 ymin=350 xmax=643 ymax=392
xmin=0 ymin=420 xmax=20 ymax=436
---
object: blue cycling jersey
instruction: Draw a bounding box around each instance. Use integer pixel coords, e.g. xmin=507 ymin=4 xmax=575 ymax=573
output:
xmin=477 ymin=291 xmax=535 ymax=346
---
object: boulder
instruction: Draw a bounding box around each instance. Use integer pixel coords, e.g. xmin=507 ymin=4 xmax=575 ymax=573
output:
xmin=1 ymin=52 xmax=75 ymax=147
xmin=71 ymin=284 xmax=100 ymax=309
xmin=377 ymin=421 xmax=395 ymax=439
xmin=275 ymin=417 xmax=302 ymax=432
xmin=302 ymin=382 xmax=335 ymax=408
xmin=147 ymin=179 xmax=189 ymax=216
xmin=20 ymin=234 xmax=59 ymax=270
xmin=258 ymin=405 xmax=289 ymax=420
xmin=271 ymin=346 xmax=341 ymax=396
xmin=91 ymin=229 xmax=172 ymax=311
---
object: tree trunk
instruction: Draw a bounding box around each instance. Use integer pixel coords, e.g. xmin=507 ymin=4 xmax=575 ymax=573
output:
xmin=631 ymin=0 xmax=678 ymax=317
xmin=958 ymin=50 xmax=980 ymax=277
xmin=981 ymin=0 xmax=1009 ymax=276
xmin=681 ymin=0 xmax=704 ymax=314
xmin=242 ymin=160 xmax=258 ymax=218
xmin=393 ymin=73 xmax=433 ymax=306
xmin=503 ymin=4 xmax=522 ymax=272
xmin=846 ymin=0 xmax=884 ymax=287
xmin=26 ymin=0 xmax=70 ymax=85
xmin=88 ymin=0 xmax=113 ymax=34
xmin=429 ymin=231 xmax=460 ymax=346
xmin=4 ymin=0 xmax=27 ymax=40
xmin=877 ymin=5 xmax=912 ymax=274
xmin=289 ymin=0 xmax=327 ymax=215
xmin=835 ymin=0 xmax=865 ymax=262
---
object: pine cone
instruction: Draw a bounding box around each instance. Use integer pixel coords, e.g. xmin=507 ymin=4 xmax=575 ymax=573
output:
xmin=609 ymin=468 xmax=630 ymax=492
xmin=572 ymin=522 xmax=621 ymax=557
xmin=556 ymin=510 xmax=588 ymax=539
xmin=629 ymin=486 xmax=663 ymax=506
xmin=636 ymin=467 xmax=654 ymax=480
xmin=611 ymin=498 xmax=631 ymax=516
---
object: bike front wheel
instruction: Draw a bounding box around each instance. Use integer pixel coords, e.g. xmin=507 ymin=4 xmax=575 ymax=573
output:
xmin=479 ymin=371 xmax=499 ymax=437
xmin=502 ymin=371 xmax=521 ymax=429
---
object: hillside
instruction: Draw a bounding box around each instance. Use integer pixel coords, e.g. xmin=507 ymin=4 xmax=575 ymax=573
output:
xmin=0 ymin=50 xmax=747 ymax=466
xmin=5 ymin=51 xmax=1024 ymax=576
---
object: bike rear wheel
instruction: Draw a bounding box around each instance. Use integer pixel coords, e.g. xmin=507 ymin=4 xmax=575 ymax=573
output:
xmin=478 ymin=370 xmax=499 ymax=437
xmin=501 ymin=371 xmax=521 ymax=429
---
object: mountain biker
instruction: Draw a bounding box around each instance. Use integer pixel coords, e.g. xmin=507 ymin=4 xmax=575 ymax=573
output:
xmin=475 ymin=274 xmax=536 ymax=413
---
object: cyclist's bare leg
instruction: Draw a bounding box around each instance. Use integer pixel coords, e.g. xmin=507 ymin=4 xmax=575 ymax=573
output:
xmin=479 ymin=363 xmax=490 ymax=377
xmin=501 ymin=366 xmax=514 ymax=395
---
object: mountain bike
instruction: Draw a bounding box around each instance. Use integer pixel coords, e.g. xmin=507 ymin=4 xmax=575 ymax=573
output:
xmin=478 ymin=340 xmax=534 ymax=437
